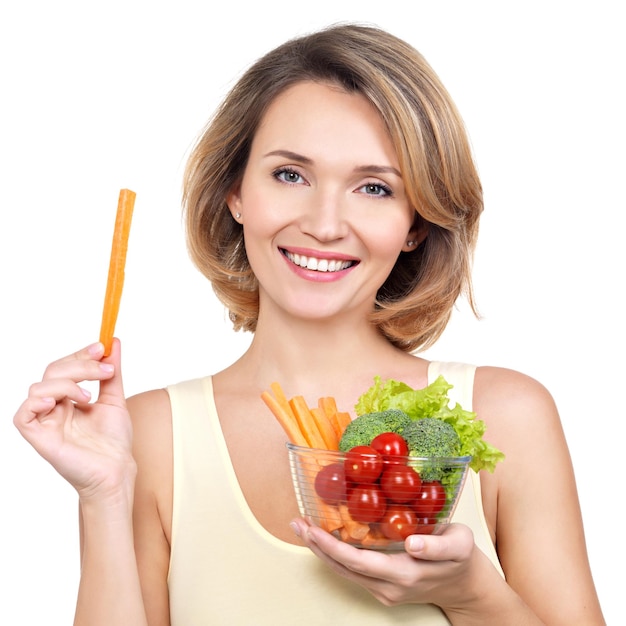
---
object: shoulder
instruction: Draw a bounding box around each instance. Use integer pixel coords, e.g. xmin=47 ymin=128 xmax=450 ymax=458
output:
xmin=473 ymin=365 xmax=559 ymax=430
xmin=125 ymin=388 xmax=173 ymax=518
xmin=126 ymin=388 xmax=173 ymax=448
xmin=472 ymin=365 xmax=569 ymax=493
xmin=125 ymin=388 xmax=174 ymax=613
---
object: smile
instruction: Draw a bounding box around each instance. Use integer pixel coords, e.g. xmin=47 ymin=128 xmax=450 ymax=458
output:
xmin=282 ymin=250 xmax=356 ymax=272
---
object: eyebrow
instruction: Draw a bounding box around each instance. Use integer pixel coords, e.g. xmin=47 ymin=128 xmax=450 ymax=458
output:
xmin=263 ymin=149 xmax=402 ymax=178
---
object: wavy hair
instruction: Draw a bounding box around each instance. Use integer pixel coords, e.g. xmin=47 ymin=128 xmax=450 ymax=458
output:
xmin=183 ymin=23 xmax=482 ymax=352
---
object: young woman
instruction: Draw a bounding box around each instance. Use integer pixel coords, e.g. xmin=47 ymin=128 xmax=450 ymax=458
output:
xmin=14 ymin=24 xmax=605 ymax=625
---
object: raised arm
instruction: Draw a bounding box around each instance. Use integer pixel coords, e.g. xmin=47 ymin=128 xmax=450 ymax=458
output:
xmin=14 ymin=340 xmax=148 ymax=626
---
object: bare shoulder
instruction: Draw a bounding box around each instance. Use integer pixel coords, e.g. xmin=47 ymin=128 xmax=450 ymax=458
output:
xmin=126 ymin=388 xmax=173 ymax=444
xmin=125 ymin=388 xmax=173 ymax=494
xmin=126 ymin=388 xmax=173 ymax=538
xmin=471 ymin=365 xmax=569 ymax=534
xmin=125 ymin=388 xmax=173 ymax=620
xmin=472 ymin=365 xmax=562 ymax=440
xmin=471 ymin=369 xmax=605 ymax=623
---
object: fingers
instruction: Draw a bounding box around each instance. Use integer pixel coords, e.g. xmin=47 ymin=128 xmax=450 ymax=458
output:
xmin=97 ymin=338 xmax=125 ymax=406
xmin=405 ymin=523 xmax=474 ymax=562
xmin=14 ymin=341 xmax=119 ymax=430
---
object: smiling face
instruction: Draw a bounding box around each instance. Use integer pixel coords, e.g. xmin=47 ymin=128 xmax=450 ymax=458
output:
xmin=227 ymin=81 xmax=422 ymax=327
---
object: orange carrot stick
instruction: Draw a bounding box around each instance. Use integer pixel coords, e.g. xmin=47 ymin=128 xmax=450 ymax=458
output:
xmin=289 ymin=396 xmax=327 ymax=449
xmin=334 ymin=411 xmax=353 ymax=438
xmin=260 ymin=390 xmax=308 ymax=447
xmin=338 ymin=504 xmax=370 ymax=540
xmin=319 ymin=397 xmax=341 ymax=441
xmin=310 ymin=407 xmax=339 ymax=450
xmin=316 ymin=500 xmax=343 ymax=533
xmin=99 ymin=189 xmax=136 ymax=355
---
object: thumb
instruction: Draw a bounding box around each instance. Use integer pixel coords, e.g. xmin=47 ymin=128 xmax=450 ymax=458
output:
xmin=97 ymin=337 xmax=126 ymax=406
xmin=405 ymin=523 xmax=474 ymax=562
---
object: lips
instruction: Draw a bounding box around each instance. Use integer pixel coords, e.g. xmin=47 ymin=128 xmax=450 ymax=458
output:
xmin=281 ymin=249 xmax=357 ymax=272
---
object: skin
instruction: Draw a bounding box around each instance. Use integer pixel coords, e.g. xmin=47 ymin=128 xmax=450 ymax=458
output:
xmin=14 ymin=82 xmax=605 ymax=625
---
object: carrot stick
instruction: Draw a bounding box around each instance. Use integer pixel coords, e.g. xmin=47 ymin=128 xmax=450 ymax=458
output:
xmin=316 ymin=500 xmax=343 ymax=533
xmin=361 ymin=527 xmax=389 ymax=548
xmin=260 ymin=391 xmax=308 ymax=447
xmin=319 ymin=396 xmax=338 ymax=418
xmin=270 ymin=382 xmax=293 ymax=415
xmin=99 ymin=189 xmax=136 ymax=356
xmin=319 ymin=397 xmax=341 ymax=441
xmin=289 ymin=396 xmax=326 ymax=449
xmin=310 ymin=407 xmax=339 ymax=451
xmin=334 ymin=411 xmax=353 ymax=438
xmin=338 ymin=504 xmax=370 ymax=540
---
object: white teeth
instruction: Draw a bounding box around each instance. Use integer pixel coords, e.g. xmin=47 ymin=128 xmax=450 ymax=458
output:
xmin=285 ymin=251 xmax=352 ymax=272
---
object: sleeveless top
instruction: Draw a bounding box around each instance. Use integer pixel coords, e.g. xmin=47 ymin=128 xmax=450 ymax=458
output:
xmin=166 ymin=362 xmax=504 ymax=625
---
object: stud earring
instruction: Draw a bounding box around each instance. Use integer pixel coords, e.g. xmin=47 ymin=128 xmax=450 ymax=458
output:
xmin=407 ymin=240 xmax=416 ymax=247
xmin=235 ymin=212 xmax=242 ymax=220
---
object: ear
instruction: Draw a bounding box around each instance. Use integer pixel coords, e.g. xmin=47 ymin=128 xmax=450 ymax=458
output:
xmin=401 ymin=221 xmax=429 ymax=252
xmin=226 ymin=184 xmax=243 ymax=223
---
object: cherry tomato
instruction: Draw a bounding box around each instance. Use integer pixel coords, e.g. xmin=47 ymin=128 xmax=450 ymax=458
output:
xmin=314 ymin=462 xmax=348 ymax=504
xmin=415 ymin=517 xmax=438 ymax=535
xmin=344 ymin=446 xmax=383 ymax=484
xmin=380 ymin=505 xmax=419 ymax=540
xmin=413 ymin=481 xmax=446 ymax=516
xmin=380 ymin=465 xmax=422 ymax=503
xmin=370 ymin=432 xmax=409 ymax=464
xmin=347 ymin=485 xmax=387 ymax=523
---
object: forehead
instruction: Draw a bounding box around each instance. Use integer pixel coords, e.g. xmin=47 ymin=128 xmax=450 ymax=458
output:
xmin=250 ymin=81 xmax=398 ymax=166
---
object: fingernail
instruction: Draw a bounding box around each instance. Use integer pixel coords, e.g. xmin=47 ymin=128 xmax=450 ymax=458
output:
xmin=289 ymin=522 xmax=301 ymax=537
xmin=87 ymin=342 xmax=104 ymax=356
xmin=80 ymin=387 xmax=92 ymax=400
xmin=407 ymin=536 xmax=424 ymax=551
xmin=99 ymin=363 xmax=114 ymax=373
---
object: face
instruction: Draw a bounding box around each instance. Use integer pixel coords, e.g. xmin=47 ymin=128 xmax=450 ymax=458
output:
xmin=227 ymin=81 xmax=422 ymax=325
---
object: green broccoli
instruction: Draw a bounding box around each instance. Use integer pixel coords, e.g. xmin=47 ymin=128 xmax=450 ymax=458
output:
xmin=401 ymin=418 xmax=461 ymax=481
xmin=338 ymin=409 xmax=411 ymax=452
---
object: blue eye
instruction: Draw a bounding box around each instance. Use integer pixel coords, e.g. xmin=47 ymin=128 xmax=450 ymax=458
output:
xmin=359 ymin=182 xmax=393 ymax=197
xmin=274 ymin=168 xmax=305 ymax=184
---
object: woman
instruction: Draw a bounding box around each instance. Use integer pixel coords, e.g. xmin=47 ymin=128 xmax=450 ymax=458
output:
xmin=14 ymin=24 xmax=605 ymax=625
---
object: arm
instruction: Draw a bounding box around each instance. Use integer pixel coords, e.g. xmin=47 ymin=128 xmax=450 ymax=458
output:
xmin=472 ymin=367 xmax=605 ymax=625
xmin=126 ymin=389 xmax=174 ymax=625
xmin=13 ymin=341 xmax=148 ymax=626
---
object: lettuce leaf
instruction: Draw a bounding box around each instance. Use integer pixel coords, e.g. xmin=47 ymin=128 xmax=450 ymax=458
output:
xmin=355 ymin=375 xmax=504 ymax=473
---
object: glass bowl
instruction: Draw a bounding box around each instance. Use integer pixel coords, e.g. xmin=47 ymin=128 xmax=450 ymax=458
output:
xmin=287 ymin=442 xmax=472 ymax=551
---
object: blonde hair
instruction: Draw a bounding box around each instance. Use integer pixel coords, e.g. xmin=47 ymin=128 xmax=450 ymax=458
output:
xmin=183 ymin=23 xmax=482 ymax=352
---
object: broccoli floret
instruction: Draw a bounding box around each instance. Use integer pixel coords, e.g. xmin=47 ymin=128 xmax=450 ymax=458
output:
xmin=401 ymin=418 xmax=461 ymax=481
xmin=339 ymin=409 xmax=411 ymax=452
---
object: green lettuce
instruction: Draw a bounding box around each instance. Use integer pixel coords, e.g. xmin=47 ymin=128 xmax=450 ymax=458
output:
xmin=355 ymin=375 xmax=504 ymax=473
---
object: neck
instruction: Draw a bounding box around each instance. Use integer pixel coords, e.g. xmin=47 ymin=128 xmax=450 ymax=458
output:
xmin=222 ymin=312 xmax=424 ymax=403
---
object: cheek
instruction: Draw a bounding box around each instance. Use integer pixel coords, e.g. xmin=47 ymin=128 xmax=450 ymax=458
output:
xmin=358 ymin=216 xmax=411 ymax=259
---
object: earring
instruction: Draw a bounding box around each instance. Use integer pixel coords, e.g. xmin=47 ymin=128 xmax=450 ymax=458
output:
xmin=407 ymin=240 xmax=416 ymax=247
xmin=235 ymin=212 xmax=242 ymax=220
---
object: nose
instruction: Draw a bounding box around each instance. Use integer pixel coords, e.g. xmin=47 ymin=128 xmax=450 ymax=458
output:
xmin=298 ymin=188 xmax=349 ymax=242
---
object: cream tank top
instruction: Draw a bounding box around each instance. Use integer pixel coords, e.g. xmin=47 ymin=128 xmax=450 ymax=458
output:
xmin=166 ymin=362 xmax=504 ymax=625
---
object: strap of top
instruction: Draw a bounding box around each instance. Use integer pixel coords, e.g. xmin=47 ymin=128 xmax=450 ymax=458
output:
xmin=427 ymin=361 xmax=476 ymax=408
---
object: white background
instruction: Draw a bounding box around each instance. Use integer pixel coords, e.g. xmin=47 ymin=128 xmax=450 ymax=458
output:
xmin=1 ymin=1 xmax=623 ymax=623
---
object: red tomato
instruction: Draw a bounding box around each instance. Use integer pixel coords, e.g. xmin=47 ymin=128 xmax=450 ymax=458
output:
xmin=347 ymin=485 xmax=387 ymax=523
xmin=344 ymin=446 xmax=383 ymax=483
xmin=380 ymin=465 xmax=422 ymax=503
xmin=413 ymin=481 xmax=446 ymax=517
xmin=314 ymin=462 xmax=348 ymax=504
xmin=415 ymin=517 xmax=438 ymax=535
xmin=370 ymin=432 xmax=409 ymax=464
xmin=380 ymin=505 xmax=419 ymax=540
